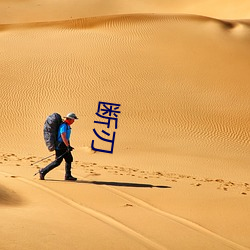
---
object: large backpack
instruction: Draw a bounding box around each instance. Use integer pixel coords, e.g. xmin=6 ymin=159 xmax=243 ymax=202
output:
xmin=43 ymin=113 xmax=63 ymax=151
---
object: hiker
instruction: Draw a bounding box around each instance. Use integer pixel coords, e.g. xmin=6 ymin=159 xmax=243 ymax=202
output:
xmin=39 ymin=112 xmax=78 ymax=181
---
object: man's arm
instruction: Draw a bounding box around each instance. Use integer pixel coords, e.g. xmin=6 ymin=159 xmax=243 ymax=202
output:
xmin=61 ymin=132 xmax=69 ymax=147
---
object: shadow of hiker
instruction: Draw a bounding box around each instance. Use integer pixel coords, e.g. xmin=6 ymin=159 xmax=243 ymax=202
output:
xmin=76 ymin=180 xmax=171 ymax=189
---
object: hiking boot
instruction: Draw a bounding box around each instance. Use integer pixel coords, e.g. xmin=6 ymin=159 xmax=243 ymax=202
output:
xmin=65 ymin=175 xmax=77 ymax=181
xmin=39 ymin=170 xmax=45 ymax=180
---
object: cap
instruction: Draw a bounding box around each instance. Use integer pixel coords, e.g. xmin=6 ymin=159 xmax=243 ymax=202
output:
xmin=64 ymin=112 xmax=78 ymax=120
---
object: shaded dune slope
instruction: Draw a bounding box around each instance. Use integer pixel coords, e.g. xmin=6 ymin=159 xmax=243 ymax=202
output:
xmin=0 ymin=184 xmax=23 ymax=206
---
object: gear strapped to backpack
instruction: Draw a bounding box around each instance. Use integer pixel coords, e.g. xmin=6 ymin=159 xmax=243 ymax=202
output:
xmin=43 ymin=113 xmax=63 ymax=151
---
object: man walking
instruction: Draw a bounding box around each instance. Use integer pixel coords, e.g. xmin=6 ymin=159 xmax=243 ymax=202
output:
xmin=39 ymin=112 xmax=78 ymax=181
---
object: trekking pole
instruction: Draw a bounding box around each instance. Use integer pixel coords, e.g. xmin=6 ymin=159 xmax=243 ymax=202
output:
xmin=31 ymin=153 xmax=55 ymax=166
xmin=33 ymin=151 xmax=69 ymax=176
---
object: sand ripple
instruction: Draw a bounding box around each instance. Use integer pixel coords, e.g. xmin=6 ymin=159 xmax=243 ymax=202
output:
xmin=0 ymin=14 xmax=249 ymax=178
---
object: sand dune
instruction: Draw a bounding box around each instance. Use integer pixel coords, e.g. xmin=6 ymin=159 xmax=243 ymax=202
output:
xmin=0 ymin=4 xmax=250 ymax=250
xmin=1 ymin=0 xmax=250 ymax=24
xmin=1 ymin=14 xmax=250 ymax=179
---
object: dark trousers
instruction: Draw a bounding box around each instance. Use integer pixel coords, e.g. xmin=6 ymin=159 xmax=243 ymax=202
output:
xmin=41 ymin=149 xmax=73 ymax=177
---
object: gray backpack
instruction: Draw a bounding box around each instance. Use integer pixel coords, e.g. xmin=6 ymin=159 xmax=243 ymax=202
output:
xmin=43 ymin=113 xmax=63 ymax=151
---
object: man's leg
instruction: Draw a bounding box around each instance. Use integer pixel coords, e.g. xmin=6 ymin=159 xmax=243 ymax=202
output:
xmin=39 ymin=150 xmax=64 ymax=179
xmin=64 ymin=152 xmax=77 ymax=181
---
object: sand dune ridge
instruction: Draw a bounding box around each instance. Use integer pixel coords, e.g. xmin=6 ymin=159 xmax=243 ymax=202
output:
xmin=1 ymin=13 xmax=250 ymax=30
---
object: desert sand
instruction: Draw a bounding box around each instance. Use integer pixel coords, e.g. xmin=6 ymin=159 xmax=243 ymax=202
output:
xmin=0 ymin=1 xmax=250 ymax=250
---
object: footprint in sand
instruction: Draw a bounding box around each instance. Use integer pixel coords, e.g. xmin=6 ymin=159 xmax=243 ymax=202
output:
xmin=124 ymin=203 xmax=133 ymax=207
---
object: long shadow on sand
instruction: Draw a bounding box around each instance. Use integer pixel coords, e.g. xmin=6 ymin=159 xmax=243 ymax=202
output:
xmin=47 ymin=179 xmax=171 ymax=189
xmin=78 ymin=180 xmax=171 ymax=189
